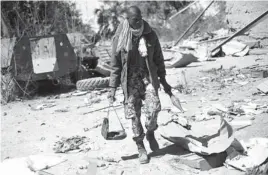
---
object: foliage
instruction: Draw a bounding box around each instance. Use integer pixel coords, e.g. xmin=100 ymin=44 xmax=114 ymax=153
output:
xmin=1 ymin=1 xmax=88 ymax=38
xmin=95 ymin=1 xmax=228 ymax=42
xmin=125 ymin=1 xmax=191 ymax=21
xmin=95 ymin=1 xmax=191 ymax=40
xmin=166 ymin=1 xmax=227 ymax=42
xmin=1 ymin=1 xmax=95 ymax=102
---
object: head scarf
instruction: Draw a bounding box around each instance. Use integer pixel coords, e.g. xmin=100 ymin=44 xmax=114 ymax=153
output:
xmin=116 ymin=19 xmax=144 ymax=53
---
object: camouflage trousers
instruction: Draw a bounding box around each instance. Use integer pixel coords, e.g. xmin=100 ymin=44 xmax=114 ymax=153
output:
xmin=124 ymin=68 xmax=161 ymax=142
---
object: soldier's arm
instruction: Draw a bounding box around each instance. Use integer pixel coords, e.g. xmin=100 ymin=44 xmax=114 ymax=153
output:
xmin=153 ymin=32 xmax=172 ymax=96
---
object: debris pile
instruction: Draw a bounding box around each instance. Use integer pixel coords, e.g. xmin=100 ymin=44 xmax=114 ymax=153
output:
xmin=197 ymin=66 xmax=251 ymax=91
xmin=228 ymin=102 xmax=267 ymax=116
xmin=241 ymin=64 xmax=268 ymax=79
xmin=163 ymin=6 xmax=268 ymax=65
xmin=195 ymin=64 xmax=268 ymax=96
xmin=160 ymin=115 xmax=235 ymax=156
xmin=160 ymin=109 xmax=268 ymax=172
xmin=163 ymin=50 xmax=198 ymax=68
xmin=53 ymin=136 xmax=90 ymax=153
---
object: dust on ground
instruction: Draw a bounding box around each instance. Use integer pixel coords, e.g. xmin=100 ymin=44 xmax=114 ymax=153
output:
xmin=1 ymin=54 xmax=268 ymax=175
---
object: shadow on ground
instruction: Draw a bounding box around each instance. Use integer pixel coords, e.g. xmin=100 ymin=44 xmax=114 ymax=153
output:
xmin=121 ymin=144 xmax=189 ymax=161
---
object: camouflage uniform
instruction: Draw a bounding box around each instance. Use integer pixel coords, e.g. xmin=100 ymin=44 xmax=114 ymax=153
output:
xmin=124 ymin=67 xmax=161 ymax=142
xmin=110 ymin=21 xmax=167 ymax=144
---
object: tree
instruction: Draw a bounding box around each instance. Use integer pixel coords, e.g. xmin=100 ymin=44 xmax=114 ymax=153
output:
xmin=1 ymin=1 xmax=87 ymax=38
xmin=96 ymin=1 xmax=192 ymax=39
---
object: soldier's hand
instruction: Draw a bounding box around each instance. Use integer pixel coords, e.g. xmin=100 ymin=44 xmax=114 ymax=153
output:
xmin=160 ymin=78 xmax=172 ymax=96
xmin=108 ymin=87 xmax=116 ymax=105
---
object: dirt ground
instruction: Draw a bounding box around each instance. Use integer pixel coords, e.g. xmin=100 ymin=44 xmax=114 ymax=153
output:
xmin=1 ymin=54 xmax=268 ymax=175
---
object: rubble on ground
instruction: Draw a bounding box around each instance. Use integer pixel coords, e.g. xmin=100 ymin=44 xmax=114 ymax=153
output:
xmin=29 ymin=101 xmax=56 ymax=111
xmin=257 ymin=79 xmax=268 ymax=94
xmin=54 ymin=107 xmax=69 ymax=113
xmin=225 ymin=138 xmax=268 ymax=172
xmin=1 ymin=2 xmax=268 ymax=175
xmin=0 ymin=154 xmax=67 ymax=175
xmin=160 ymin=115 xmax=235 ymax=155
xmin=53 ymin=136 xmax=90 ymax=153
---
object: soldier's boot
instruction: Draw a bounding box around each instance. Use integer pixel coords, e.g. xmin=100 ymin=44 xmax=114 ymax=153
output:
xmin=136 ymin=141 xmax=149 ymax=164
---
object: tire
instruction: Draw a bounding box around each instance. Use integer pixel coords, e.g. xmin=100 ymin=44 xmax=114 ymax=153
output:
xmin=76 ymin=77 xmax=110 ymax=91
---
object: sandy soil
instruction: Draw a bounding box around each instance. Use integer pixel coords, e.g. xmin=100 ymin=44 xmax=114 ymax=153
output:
xmin=1 ymin=54 xmax=268 ymax=175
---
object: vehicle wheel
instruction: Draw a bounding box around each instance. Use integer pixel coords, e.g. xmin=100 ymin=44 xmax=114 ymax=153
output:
xmin=76 ymin=77 xmax=110 ymax=91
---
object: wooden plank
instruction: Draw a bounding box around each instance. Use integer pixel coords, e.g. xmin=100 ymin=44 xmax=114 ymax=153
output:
xmin=197 ymin=35 xmax=231 ymax=44
xmin=211 ymin=10 xmax=268 ymax=53
xmin=38 ymin=171 xmax=54 ymax=175
xmin=82 ymin=105 xmax=122 ymax=115
xmin=174 ymin=0 xmax=214 ymax=46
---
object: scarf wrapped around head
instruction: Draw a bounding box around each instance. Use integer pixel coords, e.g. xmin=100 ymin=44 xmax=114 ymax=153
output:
xmin=116 ymin=19 xmax=144 ymax=53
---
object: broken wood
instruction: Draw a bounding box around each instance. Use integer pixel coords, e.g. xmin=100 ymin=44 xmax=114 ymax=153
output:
xmin=211 ymin=10 xmax=268 ymax=53
xmin=38 ymin=171 xmax=54 ymax=175
xmin=174 ymin=0 xmax=215 ymax=46
xmin=198 ymin=35 xmax=231 ymax=44
xmin=82 ymin=104 xmax=122 ymax=115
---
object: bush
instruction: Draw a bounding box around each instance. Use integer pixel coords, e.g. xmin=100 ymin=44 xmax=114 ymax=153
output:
xmin=1 ymin=68 xmax=19 ymax=103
